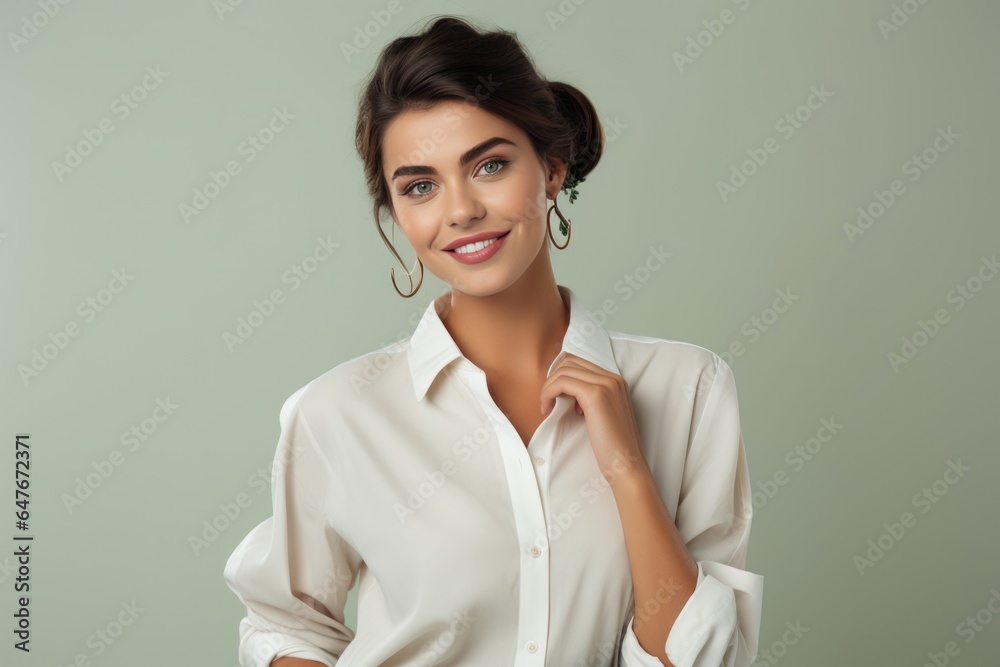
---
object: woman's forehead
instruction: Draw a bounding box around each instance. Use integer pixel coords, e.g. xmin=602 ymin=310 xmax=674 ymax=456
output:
xmin=382 ymin=104 xmax=521 ymax=174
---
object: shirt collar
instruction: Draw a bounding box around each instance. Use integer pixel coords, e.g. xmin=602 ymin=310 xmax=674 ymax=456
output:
xmin=407 ymin=284 xmax=620 ymax=401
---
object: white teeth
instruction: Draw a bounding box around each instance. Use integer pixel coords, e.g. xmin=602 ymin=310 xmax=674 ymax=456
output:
xmin=453 ymin=236 xmax=499 ymax=254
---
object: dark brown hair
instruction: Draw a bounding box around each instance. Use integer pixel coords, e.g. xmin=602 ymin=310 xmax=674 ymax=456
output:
xmin=354 ymin=14 xmax=604 ymax=241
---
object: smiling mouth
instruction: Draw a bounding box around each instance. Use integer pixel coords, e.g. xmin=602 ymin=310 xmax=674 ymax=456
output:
xmin=445 ymin=231 xmax=510 ymax=253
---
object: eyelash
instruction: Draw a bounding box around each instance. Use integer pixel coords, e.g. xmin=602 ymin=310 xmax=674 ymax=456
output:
xmin=399 ymin=158 xmax=511 ymax=199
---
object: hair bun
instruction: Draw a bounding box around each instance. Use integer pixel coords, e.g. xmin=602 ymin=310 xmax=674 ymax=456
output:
xmin=548 ymin=80 xmax=604 ymax=189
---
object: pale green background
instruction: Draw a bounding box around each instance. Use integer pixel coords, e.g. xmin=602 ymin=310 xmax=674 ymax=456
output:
xmin=2 ymin=0 xmax=999 ymax=665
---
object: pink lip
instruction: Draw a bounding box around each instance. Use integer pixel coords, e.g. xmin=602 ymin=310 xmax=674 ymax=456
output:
xmin=446 ymin=231 xmax=509 ymax=264
xmin=443 ymin=230 xmax=509 ymax=251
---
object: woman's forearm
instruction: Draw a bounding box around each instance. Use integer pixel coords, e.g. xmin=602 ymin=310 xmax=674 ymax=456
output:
xmin=271 ymin=659 xmax=327 ymax=667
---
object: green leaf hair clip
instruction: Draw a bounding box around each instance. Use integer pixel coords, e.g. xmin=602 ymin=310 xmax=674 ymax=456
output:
xmin=561 ymin=169 xmax=585 ymax=205
xmin=557 ymin=170 xmax=585 ymax=237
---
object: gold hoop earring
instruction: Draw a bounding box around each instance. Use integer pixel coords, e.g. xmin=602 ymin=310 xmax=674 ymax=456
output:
xmin=377 ymin=219 xmax=423 ymax=298
xmin=547 ymin=196 xmax=572 ymax=250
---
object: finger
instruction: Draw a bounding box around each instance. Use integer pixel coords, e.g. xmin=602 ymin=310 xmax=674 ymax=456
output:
xmin=540 ymin=373 xmax=593 ymax=414
xmin=542 ymin=364 xmax=620 ymax=402
xmin=550 ymin=353 xmax=613 ymax=379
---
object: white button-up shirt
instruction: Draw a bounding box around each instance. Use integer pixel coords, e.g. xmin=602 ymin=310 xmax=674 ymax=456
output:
xmin=224 ymin=284 xmax=764 ymax=667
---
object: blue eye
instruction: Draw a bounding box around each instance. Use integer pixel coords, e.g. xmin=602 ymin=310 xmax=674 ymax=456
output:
xmin=400 ymin=158 xmax=510 ymax=199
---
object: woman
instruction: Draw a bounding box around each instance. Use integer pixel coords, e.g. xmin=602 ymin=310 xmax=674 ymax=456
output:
xmin=224 ymin=14 xmax=763 ymax=667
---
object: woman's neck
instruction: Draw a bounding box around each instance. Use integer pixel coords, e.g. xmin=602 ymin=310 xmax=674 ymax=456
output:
xmin=438 ymin=277 xmax=569 ymax=379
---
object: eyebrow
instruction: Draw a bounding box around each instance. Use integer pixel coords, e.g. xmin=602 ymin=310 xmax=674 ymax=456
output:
xmin=390 ymin=137 xmax=517 ymax=181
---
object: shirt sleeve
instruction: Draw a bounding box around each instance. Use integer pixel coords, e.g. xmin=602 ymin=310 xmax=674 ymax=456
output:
xmin=223 ymin=392 xmax=361 ymax=667
xmin=619 ymin=355 xmax=764 ymax=667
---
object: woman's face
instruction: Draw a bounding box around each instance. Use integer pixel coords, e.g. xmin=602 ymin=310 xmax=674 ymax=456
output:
xmin=381 ymin=99 xmax=567 ymax=296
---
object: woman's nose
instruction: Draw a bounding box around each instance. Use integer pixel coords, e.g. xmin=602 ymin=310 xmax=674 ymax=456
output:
xmin=443 ymin=181 xmax=485 ymax=224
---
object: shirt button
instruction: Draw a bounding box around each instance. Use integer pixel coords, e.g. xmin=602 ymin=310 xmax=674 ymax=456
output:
xmin=532 ymin=456 xmax=545 ymax=467
xmin=529 ymin=545 xmax=541 ymax=558
xmin=526 ymin=640 xmax=538 ymax=653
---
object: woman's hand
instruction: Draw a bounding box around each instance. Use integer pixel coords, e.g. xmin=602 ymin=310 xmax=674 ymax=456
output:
xmin=539 ymin=353 xmax=651 ymax=486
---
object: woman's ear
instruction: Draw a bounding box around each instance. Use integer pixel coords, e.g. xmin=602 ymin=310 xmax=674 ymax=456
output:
xmin=545 ymin=157 xmax=570 ymax=200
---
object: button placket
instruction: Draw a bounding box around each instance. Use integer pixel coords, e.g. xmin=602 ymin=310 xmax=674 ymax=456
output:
xmin=456 ymin=366 xmax=554 ymax=665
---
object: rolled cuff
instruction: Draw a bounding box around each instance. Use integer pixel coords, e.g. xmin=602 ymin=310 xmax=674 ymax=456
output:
xmin=620 ymin=561 xmax=763 ymax=667
xmin=238 ymin=617 xmax=339 ymax=667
